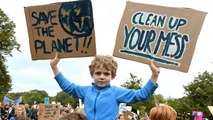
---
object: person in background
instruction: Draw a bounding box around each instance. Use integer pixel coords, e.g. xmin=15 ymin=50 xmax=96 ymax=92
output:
xmin=30 ymin=105 xmax=38 ymax=120
xmin=60 ymin=107 xmax=68 ymax=120
xmin=1 ymin=102 xmax=9 ymax=120
xmin=118 ymin=114 xmax=124 ymax=120
xmin=9 ymin=105 xmax=30 ymax=120
xmin=25 ymin=104 xmax=31 ymax=118
xmin=50 ymin=52 xmax=160 ymax=120
xmin=8 ymin=103 xmax=15 ymax=120
xmin=149 ymin=104 xmax=177 ymax=120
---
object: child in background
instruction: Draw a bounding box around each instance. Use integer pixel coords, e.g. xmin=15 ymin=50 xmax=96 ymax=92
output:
xmin=50 ymin=53 xmax=160 ymax=120
xmin=118 ymin=114 xmax=124 ymax=120
xmin=149 ymin=104 xmax=177 ymax=120
xmin=9 ymin=105 xmax=29 ymax=120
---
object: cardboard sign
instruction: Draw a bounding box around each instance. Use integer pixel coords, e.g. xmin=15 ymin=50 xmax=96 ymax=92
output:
xmin=38 ymin=104 xmax=60 ymax=120
xmin=113 ymin=1 xmax=206 ymax=72
xmin=208 ymin=106 xmax=213 ymax=115
xmin=24 ymin=0 xmax=96 ymax=60
xmin=192 ymin=111 xmax=203 ymax=120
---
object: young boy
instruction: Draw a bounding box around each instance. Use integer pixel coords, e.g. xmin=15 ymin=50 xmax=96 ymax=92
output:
xmin=50 ymin=53 xmax=160 ymax=120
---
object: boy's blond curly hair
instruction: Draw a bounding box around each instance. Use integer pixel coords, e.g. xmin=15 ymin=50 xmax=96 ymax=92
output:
xmin=89 ymin=55 xmax=118 ymax=78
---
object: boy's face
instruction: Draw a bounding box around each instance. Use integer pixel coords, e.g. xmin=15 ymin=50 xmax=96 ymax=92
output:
xmin=92 ymin=65 xmax=114 ymax=88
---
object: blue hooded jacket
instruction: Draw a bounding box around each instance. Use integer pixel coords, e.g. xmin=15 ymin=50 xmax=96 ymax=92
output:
xmin=55 ymin=72 xmax=158 ymax=120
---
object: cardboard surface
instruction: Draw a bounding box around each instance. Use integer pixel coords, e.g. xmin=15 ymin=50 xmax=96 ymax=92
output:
xmin=208 ymin=106 xmax=213 ymax=115
xmin=38 ymin=104 xmax=60 ymax=120
xmin=113 ymin=1 xmax=206 ymax=72
xmin=24 ymin=1 xmax=96 ymax=60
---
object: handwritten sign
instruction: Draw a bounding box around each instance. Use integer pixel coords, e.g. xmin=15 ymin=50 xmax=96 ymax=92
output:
xmin=38 ymin=104 xmax=60 ymax=120
xmin=208 ymin=106 xmax=213 ymax=115
xmin=24 ymin=0 xmax=96 ymax=60
xmin=113 ymin=1 xmax=206 ymax=72
xmin=192 ymin=111 xmax=203 ymax=120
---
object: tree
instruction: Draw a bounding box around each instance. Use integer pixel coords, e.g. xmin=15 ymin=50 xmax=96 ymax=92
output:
xmin=0 ymin=8 xmax=20 ymax=97
xmin=183 ymin=71 xmax=213 ymax=118
xmin=55 ymin=91 xmax=79 ymax=108
xmin=122 ymin=73 xmax=143 ymax=89
xmin=0 ymin=9 xmax=20 ymax=61
xmin=5 ymin=89 xmax=49 ymax=106
xmin=167 ymin=97 xmax=192 ymax=119
xmin=23 ymin=89 xmax=49 ymax=105
xmin=0 ymin=58 xmax=12 ymax=99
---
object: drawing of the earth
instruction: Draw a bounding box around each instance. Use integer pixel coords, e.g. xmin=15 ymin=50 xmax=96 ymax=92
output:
xmin=58 ymin=1 xmax=94 ymax=37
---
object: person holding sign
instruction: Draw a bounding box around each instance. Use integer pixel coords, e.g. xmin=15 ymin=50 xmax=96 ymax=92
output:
xmin=50 ymin=52 xmax=160 ymax=120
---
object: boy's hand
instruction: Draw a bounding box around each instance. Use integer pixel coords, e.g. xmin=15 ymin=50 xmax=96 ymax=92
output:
xmin=149 ymin=60 xmax=160 ymax=83
xmin=50 ymin=52 xmax=60 ymax=67
xmin=50 ymin=52 xmax=60 ymax=75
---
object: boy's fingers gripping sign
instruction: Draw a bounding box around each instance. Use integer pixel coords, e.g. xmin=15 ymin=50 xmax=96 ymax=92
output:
xmin=55 ymin=52 xmax=60 ymax=62
xmin=150 ymin=60 xmax=160 ymax=75
xmin=50 ymin=52 xmax=60 ymax=66
xmin=55 ymin=52 xmax=60 ymax=59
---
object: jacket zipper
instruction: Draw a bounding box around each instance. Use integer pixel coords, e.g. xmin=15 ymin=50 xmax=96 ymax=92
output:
xmin=93 ymin=91 xmax=100 ymax=120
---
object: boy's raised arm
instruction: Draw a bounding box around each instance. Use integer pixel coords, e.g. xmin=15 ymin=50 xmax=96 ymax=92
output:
xmin=149 ymin=60 xmax=160 ymax=84
xmin=50 ymin=52 xmax=60 ymax=76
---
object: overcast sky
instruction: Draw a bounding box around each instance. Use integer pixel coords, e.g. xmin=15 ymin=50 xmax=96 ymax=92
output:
xmin=0 ymin=0 xmax=212 ymax=99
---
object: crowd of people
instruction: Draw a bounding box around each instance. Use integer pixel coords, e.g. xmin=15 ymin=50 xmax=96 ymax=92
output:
xmin=0 ymin=53 xmax=177 ymax=120
xmin=0 ymin=102 xmax=33 ymax=120
xmin=0 ymin=102 xmax=87 ymax=120
xmin=0 ymin=101 xmax=177 ymax=120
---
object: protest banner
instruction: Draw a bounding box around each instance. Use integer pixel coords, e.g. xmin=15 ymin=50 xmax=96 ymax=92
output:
xmin=113 ymin=1 xmax=206 ymax=72
xmin=24 ymin=0 xmax=96 ymax=60
xmin=208 ymin=106 xmax=213 ymax=116
xmin=3 ymin=96 xmax=22 ymax=104
xmin=38 ymin=104 xmax=60 ymax=120
xmin=192 ymin=111 xmax=203 ymax=120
